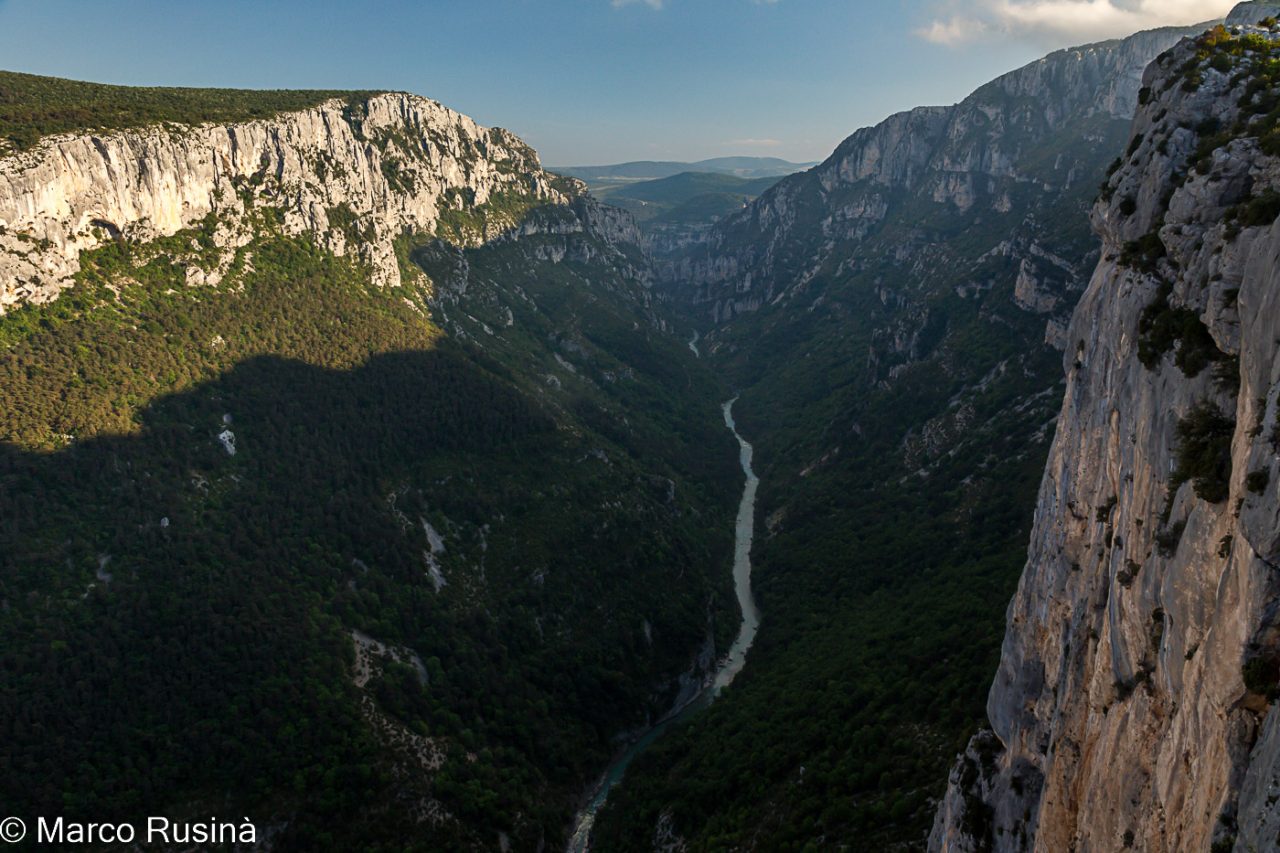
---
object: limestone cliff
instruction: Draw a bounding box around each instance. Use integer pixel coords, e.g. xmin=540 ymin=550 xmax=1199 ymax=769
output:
xmin=932 ymin=17 xmax=1280 ymax=853
xmin=0 ymin=91 xmax=574 ymax=311
xmin=668 ymin=11 xmax=1263 ymax=337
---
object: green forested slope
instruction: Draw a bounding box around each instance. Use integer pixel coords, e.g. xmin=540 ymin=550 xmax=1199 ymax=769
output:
xmin=591 ymin=24 xmax=1169 ymax=851
xmin=605 ymin=172 xmax=780 ymax=205
xmin=0 ymin=68 xmax=367 ymax=152
xmin=595 ymin=245 xmax=1063 ymax=848
xmin=589 ymin=171 xmax=780 ymax=232
xmin=594 ymin=212 xmax=1067 ymax=848
xmin=0 ymin=195 xmax=738 ymax=849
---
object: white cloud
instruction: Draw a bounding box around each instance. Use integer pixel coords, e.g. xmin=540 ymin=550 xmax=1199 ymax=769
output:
xmin=916 ymin=0 xmax=1239 ymax=46
xmin=915 ymin=15 xmax=991 ymax=45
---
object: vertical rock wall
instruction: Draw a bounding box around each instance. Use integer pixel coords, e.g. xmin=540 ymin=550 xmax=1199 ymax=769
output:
xmin=0 ymin=92 xmax=571 ymax=310
xmin=933 ymin=18 xmax=1280 ymax=852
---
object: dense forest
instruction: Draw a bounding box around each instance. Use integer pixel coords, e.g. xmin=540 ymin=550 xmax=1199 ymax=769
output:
xmin=595 ymin=240 xmax=1061 ymax=850
xmin=592 ymin=51 xmax=1128 ymax=846
xmin=0 ymin=68 xmax=369 ymax=153
xmin=0 ymin=190 xmax=739 ymax=848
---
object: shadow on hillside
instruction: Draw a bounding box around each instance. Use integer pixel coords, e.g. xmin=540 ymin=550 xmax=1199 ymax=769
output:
xmin=0 ymin=347 xmax=609 ymax=846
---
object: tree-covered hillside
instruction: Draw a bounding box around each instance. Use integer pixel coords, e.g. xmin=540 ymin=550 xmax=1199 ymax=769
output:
xmin=0 ymin=188 xmax=738 ymax=849
xmin=604 ymin=172 xmax=780 ymax=206
xmin=594 ymin=172 xmax=781 ymax=230
xmin=0 ymin=69 xmax=372 ymax=153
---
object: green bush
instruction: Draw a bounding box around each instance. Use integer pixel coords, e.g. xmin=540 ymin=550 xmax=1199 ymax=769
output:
xmin=1238 ymin=190 xmax=1280 ymax=228
xmin=1136 ymin=282 xmax=1224 ymax=377
xmin=1243 ymin=656 xmax=1280 ymax=699
xmin=1172 ymin=402 xmax=1236 ymax=504
xmin=1120 ymin=231 xmax=1167 ymax=273
xmin=1155 ymin=521 xmax=1187 ymax=557
xmin=1149 ymin=609 xmax=1165 ymax=653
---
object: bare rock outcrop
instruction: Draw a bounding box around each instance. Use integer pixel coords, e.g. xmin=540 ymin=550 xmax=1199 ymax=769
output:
xmin=933 ymin=16 xmax=1280 ymax=852
xmin=664 ymin=13 xmax=1241 ymax=330
xmin=0 ymin=92 xmax=571 ymax=311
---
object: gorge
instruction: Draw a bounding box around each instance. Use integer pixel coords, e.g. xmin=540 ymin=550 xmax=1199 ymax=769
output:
xmin=568 ymin=397 xmax=761 ymax=852
xmin=4 ymin=3 xmax=1280 ymax=851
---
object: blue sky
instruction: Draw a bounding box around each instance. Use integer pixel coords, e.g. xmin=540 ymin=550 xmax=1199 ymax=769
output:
xmin=0 ymin=0 xmax=1239 ymax=165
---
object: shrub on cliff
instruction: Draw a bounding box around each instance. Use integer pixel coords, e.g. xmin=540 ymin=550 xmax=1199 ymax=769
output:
xmin=1172 ymin=401 xmax=1236 ymax=504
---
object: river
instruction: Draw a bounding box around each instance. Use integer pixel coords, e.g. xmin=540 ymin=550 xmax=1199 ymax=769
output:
xmin=566 ymin=396 xmax=760 ymax=851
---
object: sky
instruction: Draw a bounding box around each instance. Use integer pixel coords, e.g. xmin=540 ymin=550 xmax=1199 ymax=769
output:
xmin=0 ymin=0 xmax=1242 ymax=165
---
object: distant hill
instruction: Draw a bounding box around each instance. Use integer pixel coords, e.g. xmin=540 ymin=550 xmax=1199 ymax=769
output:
xmin=607 ymin=171 xmax=781 ymax=204
xmin=594 ymin=170 xmax=781 ymax=226
xmin=551 ymin=156 xmax=813 ymax=183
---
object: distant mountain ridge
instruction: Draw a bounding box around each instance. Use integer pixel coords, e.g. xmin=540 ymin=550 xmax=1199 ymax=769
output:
xmin=552 ymin=156 xmax=814 ymax=183
xmin=605 ymin=171 xmax=782 ymax=204
xmin=567 ymin=169 xmax=790 ymax=258
xmin=591 ymin=171 xmax=784 ymax=248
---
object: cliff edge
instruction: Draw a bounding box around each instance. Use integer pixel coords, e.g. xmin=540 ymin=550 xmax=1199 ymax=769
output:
xmin=0 ymin=89 xmax=576 ymax=311
xmin=933 ymin=16 xmax=1280 ymax=852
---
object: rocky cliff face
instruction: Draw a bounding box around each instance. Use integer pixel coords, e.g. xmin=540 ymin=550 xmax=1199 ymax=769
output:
xmin=668 ymin=13 xmax=1258 ymax=337
xmin=932 ymin=17 xmax=1280 ymax=853
xmin=0 ymin=92 xmax=572 ymax=311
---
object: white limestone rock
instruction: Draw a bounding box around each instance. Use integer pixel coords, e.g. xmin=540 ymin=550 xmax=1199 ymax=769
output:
xmin=932 ymin=12 xmax=1280 ymax=851
xmin=0 ymin=92 xmax=572 ymax=312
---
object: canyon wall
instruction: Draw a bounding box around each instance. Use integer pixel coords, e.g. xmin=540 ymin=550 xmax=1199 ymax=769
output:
xmin=0 ymin=92 xmax=572 ymax=310
xmin=933 ymin=17 xmax=1280 ymax=853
